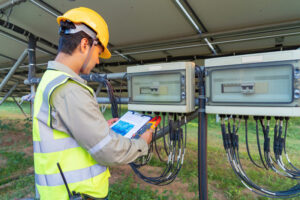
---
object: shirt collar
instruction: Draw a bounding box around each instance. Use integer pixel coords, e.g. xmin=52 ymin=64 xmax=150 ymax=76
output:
xmin=47 ymin=61 xmax=87 ymax=84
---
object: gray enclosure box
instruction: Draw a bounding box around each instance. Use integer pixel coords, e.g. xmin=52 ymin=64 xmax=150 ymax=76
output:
xmin=205 ymin=50 xmax=300 ymax=116
xmin=127 ymin=62 xmax=195 ymax=113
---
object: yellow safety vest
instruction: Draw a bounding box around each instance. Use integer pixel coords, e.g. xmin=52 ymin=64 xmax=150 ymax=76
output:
xmin=33 ymin=69 xmax=110 ymax=200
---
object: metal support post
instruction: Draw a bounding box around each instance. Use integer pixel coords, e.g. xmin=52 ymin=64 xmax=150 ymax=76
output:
xmin=197 ymin=66 xmax=207 ymax=200
xmin=28 ymin=34 xmax=38 ymax=199
xmin=95 ymin=83 xmax=104 ymax=96
xmin=0 ymin=82 xmax=18 ymax=105
xmin=28 ymin=35 xmax=37 ymax=118
xmin=0 ymin=49 xmax=27 ymax=92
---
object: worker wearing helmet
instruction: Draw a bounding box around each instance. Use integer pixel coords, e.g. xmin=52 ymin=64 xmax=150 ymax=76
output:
xmin=32 ymin=7 xmax=152 ymax=200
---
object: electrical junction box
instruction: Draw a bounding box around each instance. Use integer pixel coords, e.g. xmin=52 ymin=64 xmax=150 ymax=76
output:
xmin=205 ymin=49 xmax=300 ymax=117
xmin=127 ymin=62 xmax=195 ymax=113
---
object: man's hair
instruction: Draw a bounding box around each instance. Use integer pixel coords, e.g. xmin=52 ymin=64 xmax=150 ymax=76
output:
xmin=57 ymin=21 xmax=94 ymax=55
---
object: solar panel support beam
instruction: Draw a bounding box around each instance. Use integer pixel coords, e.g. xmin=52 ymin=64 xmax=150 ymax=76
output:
xmin=0 ymin=48 xmax=27 ymax=92
xmin=0 ymin=82 xmax=18 ymax=105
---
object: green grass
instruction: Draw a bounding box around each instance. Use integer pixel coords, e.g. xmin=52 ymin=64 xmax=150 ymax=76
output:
xmin=0 ymin=175 xmax=35 ymax=200
xmin=109 ymin=174 xmax=178 ymax=200
xmin=0 ymin=100 xmax=31 ymax=120
xmin=0 ymin=151 xmax=33 ymax=181
xmin=183 ymin=115 xmax=300 ymax=200
xmin=1 ymin=102 xmax=300 ymax=199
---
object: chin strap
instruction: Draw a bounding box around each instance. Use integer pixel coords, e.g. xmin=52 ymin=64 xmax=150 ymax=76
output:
xmin=80 ymin=40 xmax=99 ymax=73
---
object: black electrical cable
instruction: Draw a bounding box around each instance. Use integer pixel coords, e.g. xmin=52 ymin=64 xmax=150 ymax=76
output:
xmin=104 ymin=80 xmax=118 ymax=118
xmin=254 ymin=116 xmax=269 ymax=170
xmin=154 ymin=115 xmax=165 ymax=162
xmin=260 ymin=117 xmax=277 ymax=171
xmin=224 ymin=124 xmax=297 ymax=198
xmin=273 ymin=117 xmax=279 ymax=158
xmin=130 ymin=114 xmax=186 ymax=186
xmin=245 ymin=116 xmax=263 ymax=168
xmin=259 ymin=117 xmax=294 ymax=178
xmin=117 ymin=74 xmax=126 ymax=117
xmin=162 ymin=113 xmax=170 ymax=156
xmin=220 ymin=116 xmax=300 ymax=198
xmin=273 ymin=118 xmax=300 ymax=177
xmin=283 ymin=117 xmax=300 ymax=173
xmin=226 ymin=146 xmax=300 ymax=199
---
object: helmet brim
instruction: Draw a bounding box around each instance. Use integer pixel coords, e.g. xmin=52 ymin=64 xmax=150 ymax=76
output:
xmin=100 ymin=47 xmax=111 ymax=59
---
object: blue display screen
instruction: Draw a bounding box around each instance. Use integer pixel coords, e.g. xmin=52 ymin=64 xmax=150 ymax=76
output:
xmin=111 ymin=120 xmax=134 ymax=136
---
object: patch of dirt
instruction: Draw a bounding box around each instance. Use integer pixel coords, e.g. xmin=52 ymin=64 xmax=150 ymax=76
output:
xmin=208 ymin=181 xmax=227 ymax=200
xmin=110 ymin=165 xmax=195 ymax=199
xmin=241 ymin=188 xmax=260 ymax=199
xmin=0 ymin=155 xmax=7 ymax=166
xmin=0 ymin=167 xmax=34 ymax=190
xmin=1 ymin=131 xmax=27 ymax=146
xmin=0 ymin=119 xmax=32 ymax=151
xmin=0 ymin=113 xmax=28 ymax=120
xmin=23 ymin=146 xmax=33 ymax=156
xmin=0 ymin=118 xmax=30 ymax=129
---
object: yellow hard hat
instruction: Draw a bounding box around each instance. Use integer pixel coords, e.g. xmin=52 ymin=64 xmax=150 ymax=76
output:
xmin=57 ymin=7 xmax=111 ymax=59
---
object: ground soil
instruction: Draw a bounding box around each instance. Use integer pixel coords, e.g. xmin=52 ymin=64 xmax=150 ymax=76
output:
xmin=110 ymin=165 xmax=196 ymax=199
xmin=0 ymin=155 xmax=7 ymax=166
xmin=209 ymin=181 xmax=227 ymax=200
xmin=0 ymin=119 xmax=197 ymax=199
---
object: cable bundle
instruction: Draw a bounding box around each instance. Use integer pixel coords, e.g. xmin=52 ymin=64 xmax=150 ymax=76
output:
xmin=220 ymin=115 xmax=300 ymax=198
xmin=102 ymin=79 xmax=118 ymax=118
xmin=80 ymin=74 xmax=119 ymax=118
xmin=130 ymin=113 xmax=187 ymax=186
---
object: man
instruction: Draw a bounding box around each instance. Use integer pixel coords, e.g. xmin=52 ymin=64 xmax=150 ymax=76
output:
xmin=33 ymin=7 xmax=153 ymax=200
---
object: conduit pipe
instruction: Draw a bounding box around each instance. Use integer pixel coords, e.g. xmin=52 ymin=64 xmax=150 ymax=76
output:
xmin=97 ymin=97 xmax=129 ymax=104
xmin=80 ymin=72 xmax=127 ymax=81
xmin=25 ymin=72 xmax=128 ymax=85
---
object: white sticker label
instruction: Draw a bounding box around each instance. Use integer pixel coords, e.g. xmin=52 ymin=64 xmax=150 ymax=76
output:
xmin=148 ymin=65 xmax=162 ymax=71
xmin=242 ymin=55 xmax=263 ymax=63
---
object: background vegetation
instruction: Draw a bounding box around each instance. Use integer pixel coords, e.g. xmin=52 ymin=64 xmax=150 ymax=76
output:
xmin=0 ymin=101 xmax=300 ymax=199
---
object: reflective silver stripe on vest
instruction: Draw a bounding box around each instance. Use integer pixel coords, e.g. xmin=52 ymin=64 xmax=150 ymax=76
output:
xmin=33 ymin=137 xmax=80 ymax=153
xmin=36 ymin=164 xmax=107 ymax=186
xmin=34 ymin=73 xmax=107 ymax=187
xmin=35 ymin=74 xmax=81 ymax=153
xmin=38 ymin=75 xmax=69 ymax=132
xmin=88 ymin=134 xmax=112 ymax=155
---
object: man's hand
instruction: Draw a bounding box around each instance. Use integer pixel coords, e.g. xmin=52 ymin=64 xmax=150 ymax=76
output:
xmin=140 ymin=129 xmax=153 ymax=144
xmin=107 ymin=118 xmax=119 ymax=126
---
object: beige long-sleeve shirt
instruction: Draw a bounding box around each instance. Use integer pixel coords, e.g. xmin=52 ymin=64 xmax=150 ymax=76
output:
xmin=47 ymin=61 xmax=148 ymax=166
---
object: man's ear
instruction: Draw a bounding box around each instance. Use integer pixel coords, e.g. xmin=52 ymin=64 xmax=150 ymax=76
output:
xmin=79 ymin=38 xmax=89 ymax=54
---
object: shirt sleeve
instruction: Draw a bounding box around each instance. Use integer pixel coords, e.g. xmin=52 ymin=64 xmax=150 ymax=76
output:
xmin=50 ymin=82 xmax=149 ymax=166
